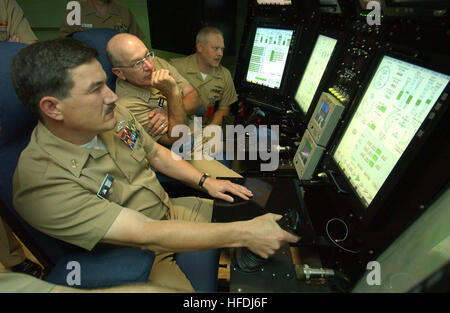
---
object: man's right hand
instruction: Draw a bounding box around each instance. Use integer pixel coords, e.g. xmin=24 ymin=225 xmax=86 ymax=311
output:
xmin=150 ymin=69 xmax=178 ymax=97
xmin=244 ymin=213 xmax=300 ymax=259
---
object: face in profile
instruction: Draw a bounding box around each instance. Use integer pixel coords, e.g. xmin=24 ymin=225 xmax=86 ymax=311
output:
xmin=112 ymin=38 xmax=156 ymax=88
xmin=58 ymin=59 xmax=118 ymax=137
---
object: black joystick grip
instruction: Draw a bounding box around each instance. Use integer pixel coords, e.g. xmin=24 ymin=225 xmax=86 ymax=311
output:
xmin=277 ymin=208 xmax=300 ymax=234
xmin=231 ymin=209 xmax=300 ymax=273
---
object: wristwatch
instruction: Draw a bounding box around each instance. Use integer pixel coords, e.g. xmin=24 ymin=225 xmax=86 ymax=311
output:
xmin=198 ymin=173 xmax=209 ymax=188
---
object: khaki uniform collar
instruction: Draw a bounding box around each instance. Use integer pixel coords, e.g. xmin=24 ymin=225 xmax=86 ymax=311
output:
xmin=35 ymin=121 xmax=110 ymax=178
xmin=186 ymin=54 xmax=221 ymax=80
xmin=115 ymin=78 xmax=161 ymax=103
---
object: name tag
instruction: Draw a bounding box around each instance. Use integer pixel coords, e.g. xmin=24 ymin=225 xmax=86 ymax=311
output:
xmin=97 ymin=174 xmax=114 ymax=200
xmin=81 ymin=23 xmax=93 ymax=28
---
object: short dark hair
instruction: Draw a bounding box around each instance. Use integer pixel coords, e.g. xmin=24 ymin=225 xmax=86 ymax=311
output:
xmin=10 ymin=38 xmax=98 ymax=119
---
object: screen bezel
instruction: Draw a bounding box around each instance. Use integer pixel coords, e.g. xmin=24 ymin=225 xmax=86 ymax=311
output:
xmin=292 ymin=30 xmax=344 ymax=122
xmin=235 ymin=17 xmax=302 ymax=103
xmin=328 ymin=47 xmax=450 ymax=223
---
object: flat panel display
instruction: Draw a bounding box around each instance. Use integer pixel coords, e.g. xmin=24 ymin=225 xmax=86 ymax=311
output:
xmin=245 ymin=27 xmax=294 ymax=89
xmin=333 ymin=55 xmax=450 ymax=207
xmin=295 ymin=34 xmax=338 ymax=114
xmin=308 ymin=92 xmax=345 ymax=147
xmin=294 ymin=130 xmax=325 ymax=180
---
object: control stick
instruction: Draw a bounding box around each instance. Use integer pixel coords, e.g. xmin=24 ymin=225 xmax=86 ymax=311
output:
xmin=231 ymin=208 xmax=300 ymax=273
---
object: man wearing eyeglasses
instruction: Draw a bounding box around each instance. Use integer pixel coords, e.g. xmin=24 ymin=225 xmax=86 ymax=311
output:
xmin=107 ymin=33 xmax=241 ymax=179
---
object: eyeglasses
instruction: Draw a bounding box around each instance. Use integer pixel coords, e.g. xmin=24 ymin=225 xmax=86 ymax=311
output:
xmin=117 ymin=51 xmax=155 ymax=70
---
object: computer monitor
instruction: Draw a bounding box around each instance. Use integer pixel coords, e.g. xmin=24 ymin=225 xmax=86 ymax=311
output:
xmin=352 ymin=186 xmax=450 ymax=293
xmin=308 ymin=92 xmax=345 ymax=147
xmin=245 ymin=27 xmax=294 ymax=90
xmin=294 ymin=34 xmax=338 ymax=116
xmin=332 ymin=54 xmax=450 ymax=209
xmin=293 ymin=130 xmax=325 ymax=180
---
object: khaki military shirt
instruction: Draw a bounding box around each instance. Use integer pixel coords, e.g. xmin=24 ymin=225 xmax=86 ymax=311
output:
xmin=13 ymin=105 xmax=171 ymax=251
xmin=0 ymin=0 xmax=37 ymax=43
xmin=59 ymin=0 xmax=144 ymax=40
xmin=170 ymin=54 xmax=238 ymax=125
xmin=115 ymin=56 xmax=189 ymax=138
xmin=0 ymin=273 xmax=55 ymax=293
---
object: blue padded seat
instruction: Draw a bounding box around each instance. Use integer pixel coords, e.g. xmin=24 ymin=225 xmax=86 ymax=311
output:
xmin=71 ymin=28 xmax=120 ymax=92
xmin=46 ymin=247 xmax=154 ymax=288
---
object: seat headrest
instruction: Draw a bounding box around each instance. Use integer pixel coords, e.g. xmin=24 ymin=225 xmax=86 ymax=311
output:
xmin=0 ymin=42 xmax=37 ymax=147
xmin=71 ymin=28 xmax=121 ymax=92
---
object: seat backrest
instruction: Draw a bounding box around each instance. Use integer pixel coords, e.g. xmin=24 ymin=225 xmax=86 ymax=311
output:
xmin=0 ymin=42 xmax=85 ymax=269
xmin=71 ymin=28 xmax=120 ymax=92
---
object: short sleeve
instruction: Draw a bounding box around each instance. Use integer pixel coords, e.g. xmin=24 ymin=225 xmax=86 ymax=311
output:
xmin=6 ymin=0 xmax=37 ymax=43
xmin=219 ymin=68 xmax=238 ymax=109
xmin=13 ymin=160 xmax=123 ymax=251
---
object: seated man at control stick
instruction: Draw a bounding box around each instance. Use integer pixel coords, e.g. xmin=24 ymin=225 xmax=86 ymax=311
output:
xmin=11 ymin=38 xmax=299 ymax=291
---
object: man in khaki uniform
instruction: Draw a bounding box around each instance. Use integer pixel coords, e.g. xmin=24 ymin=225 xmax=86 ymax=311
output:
xmin=11 ymin=38 xmax=299 ymax=291
xmin=0 ymin=0 xmax=41 ymax=278
xmin=59 ymin=0 xmax=144 ymax=40
xmin=0 ymin=0 xmax=37 ymax=43
xmin=170 ymin=26 xmax=238 ymax=128
xmin=107 ymin=33 xmax=241 ymax=180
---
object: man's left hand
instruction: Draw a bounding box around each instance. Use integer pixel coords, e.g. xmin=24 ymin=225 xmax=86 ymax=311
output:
xmin=202 ymin=178 xmax=253 ymax=203
xmin=147 ymin=108 xmax=169 ymax=137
